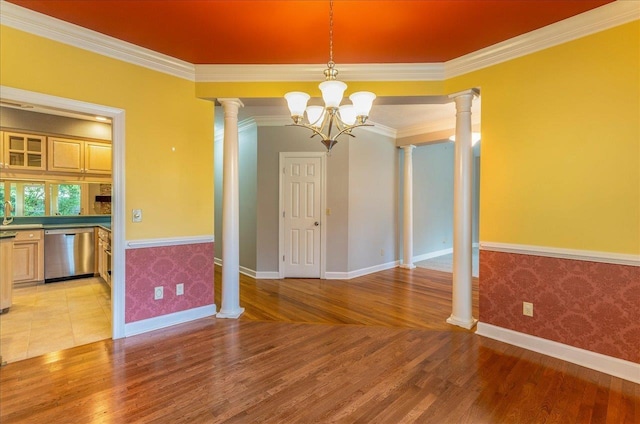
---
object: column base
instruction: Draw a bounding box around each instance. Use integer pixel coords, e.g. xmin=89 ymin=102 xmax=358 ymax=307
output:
xmin=216 ymin=307 xmax=245 ymax=319
xmin=400 ymin=264 xmax=416 ymax=270
xmin=446 ymin=315 xmax=478 ymax=330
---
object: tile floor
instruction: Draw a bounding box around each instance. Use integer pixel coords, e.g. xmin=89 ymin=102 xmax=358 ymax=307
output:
xmin=415 ymin=247 xmax=480 ymax=277
xmin=0 ymin=277 xmax=111 ymax=364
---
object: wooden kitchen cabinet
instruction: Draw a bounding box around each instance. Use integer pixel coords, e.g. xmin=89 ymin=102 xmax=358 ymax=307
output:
xmin=0 ymin=237 xmax=14 ymax=311
xmin=0 ymin=130 xmax=3 ymax=169
xmin=85 ymin=141 xmax=112 ymax=174
xmin=48 ymin=137 xmax=111 ymax=175
xmin=97 ymin=227 xmax=111 ymax=286
xmin=13 ymin=229 xmax=44 ymax=287
xmin=2 ymin=131 xmax=46 ymax=171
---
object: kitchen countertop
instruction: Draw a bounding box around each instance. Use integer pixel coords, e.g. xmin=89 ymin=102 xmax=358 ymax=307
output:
xmin=0 ymin=223 xmax=111 ymax=231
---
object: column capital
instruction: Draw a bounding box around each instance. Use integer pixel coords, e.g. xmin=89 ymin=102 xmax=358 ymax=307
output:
xmin=448 ymin=88 xmax=480 ymax=100
xmin=217 ymin=98 xmax=245 ymax=109
xmin=401 ymin=144 xmax=416 ymax=152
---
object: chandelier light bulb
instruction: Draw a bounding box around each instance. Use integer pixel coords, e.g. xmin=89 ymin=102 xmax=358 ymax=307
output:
xmin=306 ymin=106 xmax=325 ymax=127
xmin=284 ymin=92 xmax=310 ymax=117
xmin=349 ymin=91 xmax=376 ymax=118
xmin=319 ymin=80 xmax=347 ymax=108
xmin=338 ymin=105 xmax=357 ymax=126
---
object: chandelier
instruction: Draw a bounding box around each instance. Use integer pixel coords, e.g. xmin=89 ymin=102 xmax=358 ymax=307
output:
xmin=284 ymin=0 xmax=376 ymax=152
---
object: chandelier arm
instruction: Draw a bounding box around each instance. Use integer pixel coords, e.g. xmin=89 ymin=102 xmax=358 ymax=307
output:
xmin=333 ymin=123 xmax=373 ymax=140
xmin=286 ymin=123 xmax=332 ymax=142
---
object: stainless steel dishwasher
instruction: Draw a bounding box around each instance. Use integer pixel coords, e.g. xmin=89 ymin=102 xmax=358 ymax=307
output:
xmin=44 ymin=228 xmax=95 ymax=282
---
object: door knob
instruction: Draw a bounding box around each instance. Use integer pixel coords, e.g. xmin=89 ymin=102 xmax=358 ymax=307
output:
xmin=314 ymin=221 xmax=320 ymax=226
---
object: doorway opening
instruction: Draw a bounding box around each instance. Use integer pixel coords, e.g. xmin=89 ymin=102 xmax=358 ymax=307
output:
xmin=0 ymin=86 xmax=125 ymax=364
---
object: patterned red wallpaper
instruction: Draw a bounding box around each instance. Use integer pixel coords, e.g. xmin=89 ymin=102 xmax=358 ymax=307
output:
xmin=480 ymin=250 xmax=639 ymax=363
xmin=125 ymin=242 xmax=215 ymax=323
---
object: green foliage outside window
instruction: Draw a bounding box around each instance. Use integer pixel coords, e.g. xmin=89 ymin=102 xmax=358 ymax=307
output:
xmin=56 ymin=184 xmax=81 ymax=215
xmin=23 ymin=184 xmax=45 ymax=216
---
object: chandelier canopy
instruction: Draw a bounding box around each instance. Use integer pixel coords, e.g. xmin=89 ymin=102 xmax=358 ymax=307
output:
xmin=284 ymin=0 xmax=376 ymax=152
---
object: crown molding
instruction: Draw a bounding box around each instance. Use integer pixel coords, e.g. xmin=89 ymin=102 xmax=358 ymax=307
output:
xmin=361 ymin=121 xmax=397 ymax=139
xmin=252 ymin=115 xmax=292 ymax=126
xmin=2 ymin=0 xmax=636 ymax=83
xmin=214 ymin=117 xmax=257 ymax=142
xmin=396 ymin=111 xmax=481 ymax=139
xmin=0 ymin=0 xmax=195 ymax=81
xmin=445 ymin=0 xmax=640 ymax=78
xmin=195 ymin=63 xmax=445 ymax=82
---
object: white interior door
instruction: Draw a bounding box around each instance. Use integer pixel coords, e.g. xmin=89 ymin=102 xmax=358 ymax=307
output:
xmin=281 ymin=155 xmax=323 ymax=278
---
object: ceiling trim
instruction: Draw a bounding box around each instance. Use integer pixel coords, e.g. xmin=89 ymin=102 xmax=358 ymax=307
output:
xmin=445 ymin=0 xmax=640 ymax=78
xmin=397 ymin=113 xmax=481 ymax=140
xmin=195 ymin=63 xmax=445 ymax=82
xmin=0 ymin=1 xmax=196 ymax=80
xmin=1 ymin=1 xmax=636 ymax=83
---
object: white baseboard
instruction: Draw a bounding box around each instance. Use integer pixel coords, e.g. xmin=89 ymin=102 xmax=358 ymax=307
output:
xmin=413 ymin=248 xmax=453 ymax=263
xmin=239 ymin=265 xmax=256 ymax=278
xmin=214 ymin=258 xmax=279 ymax=279
xmin=476 ymin=322 xmax=640 ymax=384
xmin=325 ymin=260 xmax=400 ymax=280
xmin=255 ymin=271 xmax=280 ymax=279
xmin=124 ymin=304 xmax=216 ymax=337
xmin=216 ymin=257 xmax=399 ymax=280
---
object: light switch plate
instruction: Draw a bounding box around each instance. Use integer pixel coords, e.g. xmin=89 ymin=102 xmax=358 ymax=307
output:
xmin=523 ymin=302 xmax=533 ymax=317
xmin=132 ymin=209 xmax=142 ymax=222
xmin=176 ymin=283 xmax=184 ymax=296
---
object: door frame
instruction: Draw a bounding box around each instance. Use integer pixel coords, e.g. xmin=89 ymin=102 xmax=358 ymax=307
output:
xmin=1 ymin=86 xmax=126 ymax=339
xmin=278 ymin=152 xmax=327 ymax=279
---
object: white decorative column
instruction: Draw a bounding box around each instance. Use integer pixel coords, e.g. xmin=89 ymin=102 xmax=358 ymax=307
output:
xmin=401 ymin=145 xmax=416 ymax=269
xmin=217 ymin=98 xmax=245 ymax=319
xmin=447 ymin=89 xmax=478 ymax=329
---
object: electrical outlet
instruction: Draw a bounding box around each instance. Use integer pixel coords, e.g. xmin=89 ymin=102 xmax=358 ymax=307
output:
xmin=523 ymin=302 xmax=533 ymax=317
xmin=380 ymin=249 xmax=384 ymax=256
xmin=326 ymin=208 xmax=331 ymax=216
xmin=154 ymin=286 xmax=163 ymax=300
xmin=176 ymin=283 xmax=184 ymax=296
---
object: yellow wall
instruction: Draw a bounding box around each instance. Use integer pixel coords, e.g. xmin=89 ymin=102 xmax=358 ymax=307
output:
xmin=3 ymin=19 xmax=638 ymax=254
xmin=447 ymin=21 xmax=640 ymax=254
xmin=0 ymin=26 xmax=214 ymax=239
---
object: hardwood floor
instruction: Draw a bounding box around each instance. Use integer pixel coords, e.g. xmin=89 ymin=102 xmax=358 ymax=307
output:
xmin=221 ymin=266 xmax=478 ymax=330
xmin=1 ymin=266 xmax=637 ymax=423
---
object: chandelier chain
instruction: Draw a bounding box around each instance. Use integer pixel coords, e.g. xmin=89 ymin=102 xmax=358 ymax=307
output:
xmin=328 ymin=0 xmax=334 ymax=65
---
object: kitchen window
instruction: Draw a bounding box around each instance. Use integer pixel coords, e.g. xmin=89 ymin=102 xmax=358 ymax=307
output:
xmin=0 ymin=180 xmax=108 ymax=217
xmin=0 ymin=181 xmax=46 ymax=216
xmin=50 ymin=183 xmax=82 ymax=216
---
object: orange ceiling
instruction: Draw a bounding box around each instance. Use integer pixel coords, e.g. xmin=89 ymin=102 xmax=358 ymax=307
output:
xmin=7 ymin=0 xmax=614 ymax=64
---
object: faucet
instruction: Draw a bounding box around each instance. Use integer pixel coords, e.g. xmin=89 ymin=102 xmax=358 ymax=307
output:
xmin=3 ymin=201 xmax=13 ymax=226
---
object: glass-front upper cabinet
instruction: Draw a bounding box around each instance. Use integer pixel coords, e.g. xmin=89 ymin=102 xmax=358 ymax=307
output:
xmin=3 ymin=132 xmax=46 ymax=171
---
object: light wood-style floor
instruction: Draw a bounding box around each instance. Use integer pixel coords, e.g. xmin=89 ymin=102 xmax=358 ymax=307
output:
xmin=1 ymin=266 xmax=638 ymax=423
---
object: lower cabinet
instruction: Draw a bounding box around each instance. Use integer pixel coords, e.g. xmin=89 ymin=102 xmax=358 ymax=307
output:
xmin=97 ymin=227 xmax=111 ymax=286
xmin=1 ymin=238 xmax=13 ymax=311
xmin=13 ymin=230 xmax=44 ymax=287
